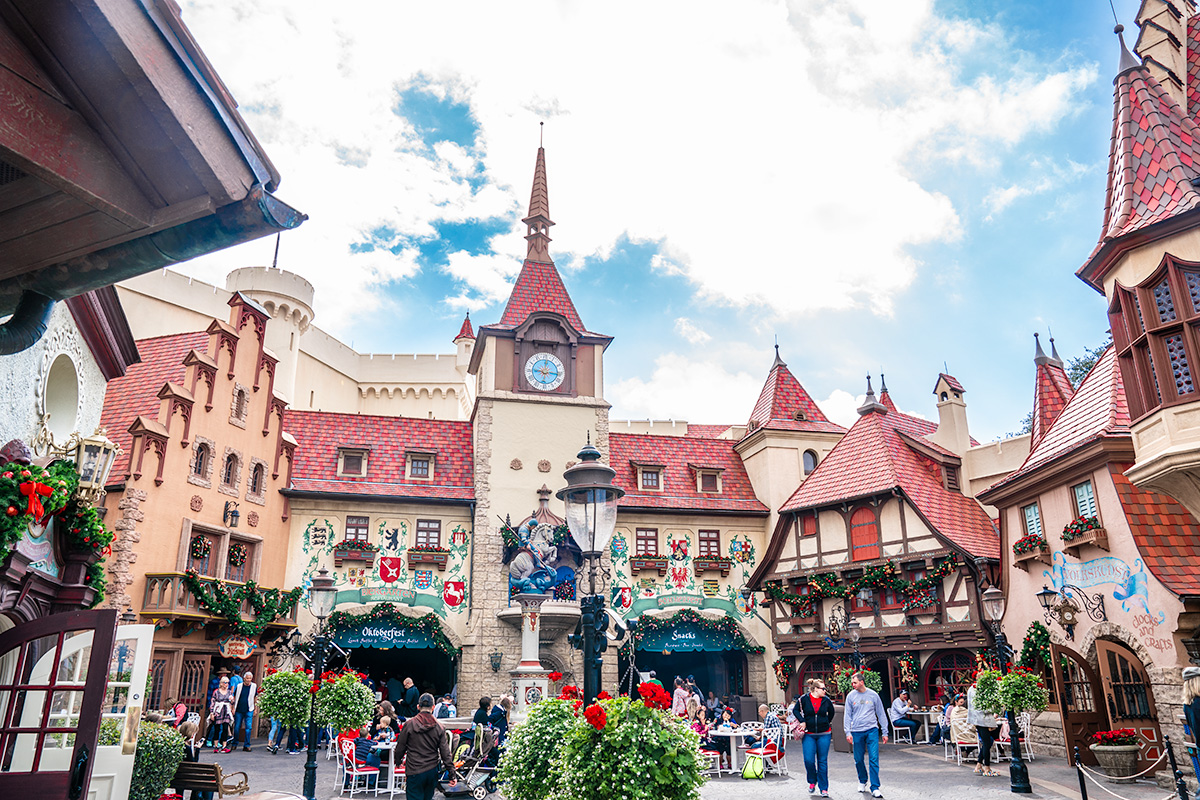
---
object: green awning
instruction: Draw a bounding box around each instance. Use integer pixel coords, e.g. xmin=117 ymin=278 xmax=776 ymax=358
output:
xmin=636 ymin=621 xmax=737 ymax=652
xmin=333 ymin=620 xmax=436 ymax=650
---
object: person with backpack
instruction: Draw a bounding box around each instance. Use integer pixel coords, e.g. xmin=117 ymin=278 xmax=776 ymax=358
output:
xmin=434 ymin=694 xmax=456 ymax=719
xmin=393 ymin=693 xmax=458 ymax=800
xmin=794 ymin=677 xmax=835 ymax=797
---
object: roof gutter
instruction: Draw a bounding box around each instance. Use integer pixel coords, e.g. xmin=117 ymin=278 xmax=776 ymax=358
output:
xmin=8 ymin=187 xmax=305 ymax=310
xmin=0 ymin=291 xmax=54 ymax=355
xmin=281 ymin=488 xmax=474 ymax=508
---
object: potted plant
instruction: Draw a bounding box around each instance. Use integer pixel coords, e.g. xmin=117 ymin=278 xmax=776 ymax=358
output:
xmin=258 ymin=668 xmax=313 ymax=736
xmin=314 ymin=669 xmax=375 ymax=736
xmin=1089 ymin=729 xmax=1142 ymax=783
xmin=1061 ymin=515 xmax=1108 ymax=553
xmin=1012 ymin=533 xmax=1050 ymax=569
xmin=130 ymin=721 xmax=186 ymax=800
xmin=496 ymin=698 xmax=579 ymax=800
xmin=831 ymin=663 xmax=883 ymax=695
xmin=333 ymin=539 xmax=378 ymax=567
xmin=406 ymin=544 xmax=450 ymax=570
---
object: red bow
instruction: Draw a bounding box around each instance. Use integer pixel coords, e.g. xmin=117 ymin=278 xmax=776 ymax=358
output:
xmin=19 ymin=481 xmax=53 ymax=521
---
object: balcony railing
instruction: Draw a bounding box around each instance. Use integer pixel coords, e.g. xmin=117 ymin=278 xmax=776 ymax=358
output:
xmin=141 ymin=572 xmax=299 ymax=626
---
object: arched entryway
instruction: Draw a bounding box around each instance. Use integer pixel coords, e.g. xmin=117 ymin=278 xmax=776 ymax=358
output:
xmin=1095 ymin=639 xmax=1162 ymax=770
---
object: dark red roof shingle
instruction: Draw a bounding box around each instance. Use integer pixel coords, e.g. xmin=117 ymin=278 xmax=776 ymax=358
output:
xmin=1032 ymin=360 xmax=1075 ymax=448
xmin=493 ymin=259 xmax=586 ymax=333
xmin=609 ymin=433 xmax=768 ymax=514
xmin=1111 ymin=465 xmax=1200 ymax=596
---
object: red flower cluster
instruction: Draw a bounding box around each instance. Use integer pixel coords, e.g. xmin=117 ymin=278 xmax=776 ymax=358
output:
xmin=292 ymin=665 xmax=313 ymax=675
xmin=558 ymin=684 xmax=581 ymax=700
xmin=637 ymin=682 xmax=671 ymax=710
xmin=584 ymin=703 xmax=606 ymax=731
xmin=265 ymin=667 xmax=278 ymax=676
xmin=548 ymin=671 xmax=563 ymax=682
xmin=1092 ymin=729 xmax=1140 ymax=746
xmin=596 ymin=690 xmax=612 ymax=700
xmin=310 ymin=681 xmax=320 ymax=694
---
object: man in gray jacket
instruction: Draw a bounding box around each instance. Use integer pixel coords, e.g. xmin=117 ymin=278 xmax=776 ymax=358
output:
xmin=394 ymin=693 xmax=458 ymax=800
xmin=842 ymin=672 xmax=889 ymax=797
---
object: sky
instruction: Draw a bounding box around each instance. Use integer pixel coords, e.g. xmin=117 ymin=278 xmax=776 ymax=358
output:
xmin=172 ymin=0 xmax=1146 ymax=442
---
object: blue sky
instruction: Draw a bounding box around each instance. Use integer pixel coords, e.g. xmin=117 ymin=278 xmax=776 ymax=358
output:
xmin=175 ymin=0 xmax=1148 ymax=441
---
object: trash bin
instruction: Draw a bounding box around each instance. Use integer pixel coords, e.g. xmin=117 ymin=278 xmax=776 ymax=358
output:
xmin=832 ymin=705 xmax=850 ymax=752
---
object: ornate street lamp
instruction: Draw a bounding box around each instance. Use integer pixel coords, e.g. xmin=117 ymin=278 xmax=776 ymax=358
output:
xmin=980 ymin=586 xmax=1031 ymax=794
xmin=489 ymin=650 xmax=503 ymax=672
xmin=33 ymin=425 xmax=123 ymax=507
xmin=557 ymin=436 xmax=624 ymax=704
xmin=847 ymin=619 xmax=863 ymax=668
xmin=302 ymin=567 xmax=337 ymax=800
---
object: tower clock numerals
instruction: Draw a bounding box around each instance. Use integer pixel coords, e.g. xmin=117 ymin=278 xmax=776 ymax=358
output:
xmin=524 ymin=352 xmax=566 ymax=391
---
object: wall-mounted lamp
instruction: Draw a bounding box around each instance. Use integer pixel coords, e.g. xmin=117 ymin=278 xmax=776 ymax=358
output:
xmin=223 ymin=500 xmax=240 ymax=528
xmin=489 ymin=650 xmax=503 ymax=672
xmin=1036 ymin=583 xmax=1105 ymax=641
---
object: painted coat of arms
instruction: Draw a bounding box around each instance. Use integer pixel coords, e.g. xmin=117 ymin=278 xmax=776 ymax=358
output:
xmin=612 ymin=586 xmax=632 ymax=610
xmin=668 ymin=536 xmax=689 ymax=562
xmin=443 ymin=580 xmax=465 ymax=607
xmin=414 ymin=569 xmax=433 ymax=591
xmin=379 ymin=557 xmax=404 ymax=583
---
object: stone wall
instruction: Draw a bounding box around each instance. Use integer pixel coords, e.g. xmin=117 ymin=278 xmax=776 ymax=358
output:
xmin=106 ymin=488 xmax=147 ymax=613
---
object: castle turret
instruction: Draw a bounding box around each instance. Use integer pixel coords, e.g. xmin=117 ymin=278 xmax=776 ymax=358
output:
xmin=225 ymin=266 xmax=314 ymax=404
xmin=454 ymin=312 xmax=475 ymax=371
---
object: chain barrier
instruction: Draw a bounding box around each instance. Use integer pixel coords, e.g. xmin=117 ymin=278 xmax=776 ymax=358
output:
xmin=1072 ymin=740 xmax=1190 ymax=800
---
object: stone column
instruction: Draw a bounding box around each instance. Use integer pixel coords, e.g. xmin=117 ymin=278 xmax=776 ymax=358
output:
xmin=510 ymin=592 xmax=551 ymax=723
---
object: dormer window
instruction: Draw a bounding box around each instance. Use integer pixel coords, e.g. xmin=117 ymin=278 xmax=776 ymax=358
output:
xmin=407 ymin=452 xmax=435 ymax=480
xmin=338 ymin=448 xmax=368 ymax=477
xmin=638 ymin=466 xmax=663 ymax=491
xmin=793 ymin=410 xmax=807 ymax=421
xmin=945 ymin=466 xmax=961 ymax=493
xmin=698 ymin=471 xmax=720 ymax=493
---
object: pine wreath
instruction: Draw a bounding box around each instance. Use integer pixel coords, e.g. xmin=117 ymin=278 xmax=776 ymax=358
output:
xmin=190 ymin=535 xmax=212 ymax=560
xmin=228 ymin=542 xmax=248 ymax=568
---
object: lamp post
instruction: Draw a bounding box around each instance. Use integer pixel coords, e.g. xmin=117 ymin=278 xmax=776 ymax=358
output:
xmin=981 ymin=586 xmax=1031 ymax=794
xmin=847 ymin=619 xmax=863 ymax=668
xmin=302 ymin=567 xmax=337 ymax=800
xmin=557 ymin=436 xmax=624 ymax=704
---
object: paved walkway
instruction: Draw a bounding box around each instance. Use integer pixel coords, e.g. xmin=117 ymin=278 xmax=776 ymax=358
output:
xmin=197 ymin=737 xmax=1190 ymax=800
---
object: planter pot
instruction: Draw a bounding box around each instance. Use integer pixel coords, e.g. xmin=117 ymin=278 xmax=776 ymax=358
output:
xmin=1063 ymin=527 xmax=1109 ymax=555
xmin=1013 ymin=548 xmax=1051 ymax=571
xmin=333 ymin=547 xmax=377 ymax=567
xmin=1089 ymin=743 xmax=1141 ymax=783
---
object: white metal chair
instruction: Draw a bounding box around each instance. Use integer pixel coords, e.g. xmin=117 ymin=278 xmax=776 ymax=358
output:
xmin=699 ymin=748 xmax=723 ymax=778
xmin=327 ymin=725 xmax=339 ymax=760
xmin=891 ymin=721 xmax=914 ymax=744
xmin=1017 ymin=712 xmax=1035 ymax=761
xmin=339 ymin=737 xmax=380 ymax=798
xmin=744 ymin=724 xmax=788 ymax=776
xmin=185 ymin=711 xmax=201 ymax=726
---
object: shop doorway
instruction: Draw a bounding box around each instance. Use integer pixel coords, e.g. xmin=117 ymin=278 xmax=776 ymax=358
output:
xmin=337 ymin=646 xmax=455 ymax=701
xmin=866 ymin=658 xmax=894 ymax=708
xmin=627 ymin=649 xmax=747 ymax=701
xmin=1096 ymin=639 xmax=1162 ymax=770
xmin=1051 ymin=644 xmax=1105 ymax=766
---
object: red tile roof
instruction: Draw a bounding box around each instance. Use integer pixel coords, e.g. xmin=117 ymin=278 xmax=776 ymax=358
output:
xmin=779 ymin=403 xmax=999 ymax=558
xmin=935 ymin=373 xmax=965 ymax=393
xmin=684 ymin=425 xmax=733 ymax=439
xmin=1110 ymin=464 xmax=1200 ymax=596
xmin=100 ymin=331 xmax=209 ymax=480
xmin=609 ymin=433 xmax=768 ymax=514
xmin=1032 ymin=360 xmax=1075 ymax=449
xmin=1083 ymin=50 xmax=1200 ymax=273
xmin=285 ymin=410 xmax=473 ymax=501
xmin=454 ymin=313 xmax=474 ymax=341
xmin=990 ymin=346 xmax=1129 ymax=490
xmin=1188 ymin=15 xmax=1200 ymax=119
xmin=491 ymin=259 xmax=587 ymax=333
xmin=747 ymin=355 xmax=846 ymax=435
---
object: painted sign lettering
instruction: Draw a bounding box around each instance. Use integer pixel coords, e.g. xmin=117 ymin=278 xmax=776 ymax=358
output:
xmin=1048 ymin=553 xmax=1163 ymax=621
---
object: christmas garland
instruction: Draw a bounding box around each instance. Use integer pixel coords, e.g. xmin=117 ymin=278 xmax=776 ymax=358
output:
xmin=60 ymin=497 xmax=113 ymax=554
xmin=1018 ymin=621 xmax=1052 ymax=668
xmin=763 ymin=555 xmax=958 ymax=617
xmin=552 ymin=579 xmax=576 ymax=601
xmin=1012 ymin=533 xmax=1048 ymax=555
xmin=190 ymin=535 xmax=212 ymax=560
xmin=326 ymin=603 xmax=459 ymax=657
xmin=0 ymin=460 xmax=77 ymax=559
xmin=772 ymin=657 xmax=794 ymax=690
xmin=85 ymin=562 xmax=107 ymax=608
xmin=1061 ymin=515 xmax=1100 ymax=542
xmin=228 ymin=542 xmax=248 ymax=568
xmin=616 ymin=608 xmax=764 ymax=659
xmin=182 ymin=570 xmax=302 ymax=636
xmin=897 ymin=651 xmax=920 ymax=689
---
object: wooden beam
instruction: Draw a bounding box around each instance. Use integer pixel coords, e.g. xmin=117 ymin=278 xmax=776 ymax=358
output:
xmin=0 ymin=64 xmax=154 ymax=228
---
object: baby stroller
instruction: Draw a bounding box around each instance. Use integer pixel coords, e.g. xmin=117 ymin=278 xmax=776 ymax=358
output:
xmin=438 ymin=724 xmax=496 ymax=799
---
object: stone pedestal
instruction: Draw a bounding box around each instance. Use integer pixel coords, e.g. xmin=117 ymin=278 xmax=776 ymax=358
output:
xmin=510 ymin=592 xmax=551 ymax=723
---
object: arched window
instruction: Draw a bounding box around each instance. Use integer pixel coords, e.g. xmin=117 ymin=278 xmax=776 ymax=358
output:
xmin=799 ymin=656 xmax=841 ymax=701
xmin=249 ymin=463 xmax=264 ymax=495
xmin=849 ymin=507 xmax=880 ymax=561
xmin=193 ymin=444 xmax=209 ymax=477
xmin=803 ymin=450 xmax=818 ymax=475
xmin=234 ymin=389 xmax=247 ymax=418
xmin=923 ymin=650 xmax=974 ymax=704
xmin=222 ymin=453 xmax=237 ymax=487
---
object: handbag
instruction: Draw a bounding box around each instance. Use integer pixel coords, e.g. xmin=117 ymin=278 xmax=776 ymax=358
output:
xmin=741 ymin=754 xmax=764 ymax=780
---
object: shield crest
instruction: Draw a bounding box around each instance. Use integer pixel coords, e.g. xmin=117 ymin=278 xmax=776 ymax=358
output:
xmin=443 ymin=580 xmax=465 ymax=607
xmin=612 ymin=586 xmax=632 ymax=610
xmin=379 ymin=557 xmax=403 ymax=584
xmin=414 ymin=569 xmax=433 ymax=591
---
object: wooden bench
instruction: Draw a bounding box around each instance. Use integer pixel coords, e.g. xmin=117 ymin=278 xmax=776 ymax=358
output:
xmin=170 ymin=762 xmax=250 ymax=798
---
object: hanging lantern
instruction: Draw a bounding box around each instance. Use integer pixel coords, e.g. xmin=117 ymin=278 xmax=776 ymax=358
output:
xmin=73 ymin=427 xmax=121 ymax=507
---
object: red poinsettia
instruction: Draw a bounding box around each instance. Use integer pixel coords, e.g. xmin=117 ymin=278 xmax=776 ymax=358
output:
xmin=637 ymin=681 xmax=671 ymax=710
xmin=584 ymin=703 xmax=607 ymax=731
xmin=1092 ymin=729 xmax=1140 ymax=746
xmin=548 ymin=671 xmax=563 ymax=682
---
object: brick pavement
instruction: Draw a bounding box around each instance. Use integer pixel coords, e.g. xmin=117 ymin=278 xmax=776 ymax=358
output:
xmin=200 ymin=737 xmax=1185 ymax=800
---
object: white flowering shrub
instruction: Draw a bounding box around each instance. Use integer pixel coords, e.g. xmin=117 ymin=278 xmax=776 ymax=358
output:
xmin=258 ymin=669 xmax=313 ymax=728
xmin=496 ymin=698 xmax=578 ymax=800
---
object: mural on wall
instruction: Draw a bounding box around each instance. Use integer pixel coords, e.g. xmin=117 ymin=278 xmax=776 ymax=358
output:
xmin=609 ymin=531 xmax=758 ymax=619
xmin=1045 ymin=553 xmax=1164 ymax=623
xmin=299 ymin=517 xmax=470 ymax=618
xmin=16 ymin=520 xmax=59 ymax=578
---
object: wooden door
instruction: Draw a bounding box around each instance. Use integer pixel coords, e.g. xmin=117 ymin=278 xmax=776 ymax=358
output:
xmin=178 ymin=654 xmax=211 ymax=726
xmin=1096 ymin=639 xmax=1162 ymax=770
xmin=0 ymin=609 xmax=119 ymax=799
xmin=1051 ymin=644 xmax=1106 ymax=766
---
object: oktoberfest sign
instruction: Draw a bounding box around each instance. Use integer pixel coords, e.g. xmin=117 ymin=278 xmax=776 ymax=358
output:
xmin=334 ymin=621 xmax=435 ymax=650
xmin=218 ymin=634 xmax=258 ymax=660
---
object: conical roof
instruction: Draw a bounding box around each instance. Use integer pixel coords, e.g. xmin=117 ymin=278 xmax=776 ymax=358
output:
xmin=1031 ymin=333 xmax=1075 ymax=448
xmin=453 ymin=312 xmax=474 ymax=342
xmin=746 ymin=348 xmax=845 ymax=434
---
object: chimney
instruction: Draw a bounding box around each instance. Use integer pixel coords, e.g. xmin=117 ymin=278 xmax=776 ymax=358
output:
xmin=927 ymin=373 xmax=971 ymax=456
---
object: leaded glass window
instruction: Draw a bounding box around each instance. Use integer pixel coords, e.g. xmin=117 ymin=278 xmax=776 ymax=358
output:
xmin=1154 ymin=278 xmax=1178 ymax=323
xmin=1166 ymin=333 xmax=1195 ymax=394
xmin=1186 ymin=270 xmax=1200 ymax=314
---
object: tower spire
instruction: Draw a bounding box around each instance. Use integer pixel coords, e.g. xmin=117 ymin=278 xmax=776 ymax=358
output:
xmin=857 ymin=373 xmax=887 ymax=415
xmin=522 ymin=133 xmax=554 ymax=263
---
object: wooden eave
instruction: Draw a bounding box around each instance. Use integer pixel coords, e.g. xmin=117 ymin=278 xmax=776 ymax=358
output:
xmin=156 ymin=381 xmax=194 ymax=402
xmin=1077 ymin=205 xmax=1200 ymax=292
xmin=63 ymin=285 xmax=139 ymax=380
xmin=977 ymin=436 xmax=1133 ymax=508
xmin=895 ymin=429 xmax=962 ymax=466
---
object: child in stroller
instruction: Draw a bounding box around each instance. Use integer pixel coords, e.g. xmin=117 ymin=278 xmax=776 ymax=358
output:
xmin=438 ymin=724 xmax=496 ymax=799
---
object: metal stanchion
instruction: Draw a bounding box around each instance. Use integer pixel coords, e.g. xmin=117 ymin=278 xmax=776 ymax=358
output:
xmin=1166 ymin=736 xmax=1190 ymax=800
xmin=1075 ymin=746 xmax=1090 ymax=800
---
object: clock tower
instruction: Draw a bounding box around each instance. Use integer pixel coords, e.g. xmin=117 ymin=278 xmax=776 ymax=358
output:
xmin=463 ymin=142 xmax=613 ymax=700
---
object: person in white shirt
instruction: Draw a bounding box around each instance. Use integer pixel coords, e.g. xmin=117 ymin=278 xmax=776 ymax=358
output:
xmin=888 ymin=689 xmax=920 ymax=742
xmin=433 ymin=694 xmax=457 ymax=719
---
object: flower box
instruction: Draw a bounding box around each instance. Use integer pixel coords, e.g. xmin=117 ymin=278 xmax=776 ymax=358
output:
xmin=1063 ymin=526 xmax=1108 ymax=555
xmin=407 ymin=550 xmax=449 ymax=571
xmin=630 ymin=556 xmax=668 ymax=575
xmin=693 ymin=557 xmax=732 ymax=576
xmin=333 ymin=547 xmax=376 ymax=567
xmin=1013 ymin=547 xmax=1051 ymax=571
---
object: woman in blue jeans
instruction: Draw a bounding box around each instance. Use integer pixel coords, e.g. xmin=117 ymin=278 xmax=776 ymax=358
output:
xmin=794 ymin=678 xmax=835 ymax=796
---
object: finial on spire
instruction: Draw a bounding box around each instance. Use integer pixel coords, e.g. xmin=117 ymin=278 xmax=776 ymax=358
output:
xmin=540 ymin=121 xmax=544 ymax=147
xmin=865 ymin=373 xmax=875 ymax=397
xmin=522 ymin=139 xmax=554 ymax=262
xmin=880 ymin=372 xmax=888 ymax=394
xmin=772 ymin=343 xmax=786 ymax=369
xmin=1049 ymin=329 xmax=1063 ymax=364
xmin=857 ymin=372 xmax=887 ymax=415
xmin=1034 ymin=331 xmax=1055 ymax=366
xmin=1115 ymin=23 xmax=1140 ymax=73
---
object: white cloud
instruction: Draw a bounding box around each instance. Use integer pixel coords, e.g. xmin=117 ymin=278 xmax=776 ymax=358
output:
xmin=609 ymin=354 xmax=762 ymax=424
xmin=172 ymin=0 xmax=1097 ymax=335
xmin=674 ymin=318 xmax=712 ymax=344
xmin=983 ymin=159 xmax=1091 ymax=220
xmin=817 ymin=389 xmax=866 ymax=429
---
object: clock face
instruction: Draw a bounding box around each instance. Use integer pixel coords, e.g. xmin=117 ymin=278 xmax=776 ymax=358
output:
xmin=524 ymin=352 xmax=566 ymax=391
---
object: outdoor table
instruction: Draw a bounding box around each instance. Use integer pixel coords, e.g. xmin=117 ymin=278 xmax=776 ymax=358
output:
xmin=371 ymin=741 xmax=396 ymax=795
xmin=906 ymin=710 xmax=939 ymax=744
xmin=709 ymin=728 xmax=750 ymax=772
